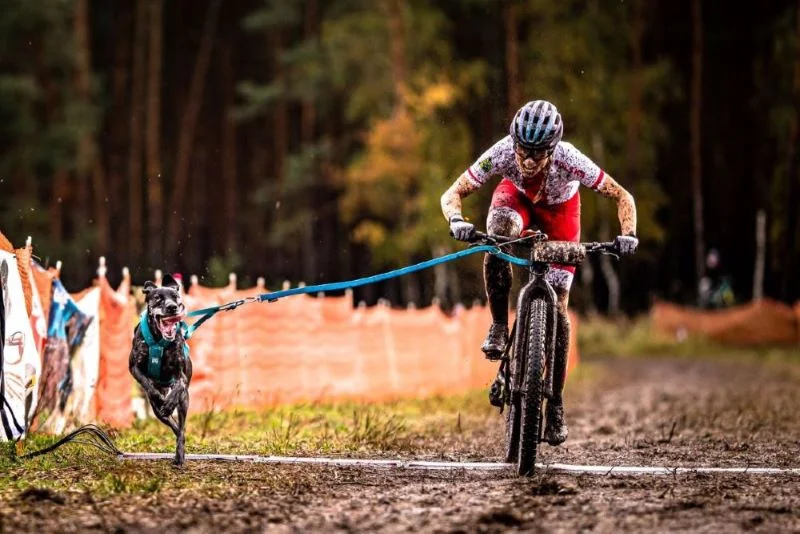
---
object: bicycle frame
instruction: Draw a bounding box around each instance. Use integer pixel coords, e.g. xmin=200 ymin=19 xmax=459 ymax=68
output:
xmin=466 ymin=230 xmax=618 ymax=474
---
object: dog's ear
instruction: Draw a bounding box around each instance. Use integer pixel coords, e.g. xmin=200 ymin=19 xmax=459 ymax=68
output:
xmin=162 ymin=274 xmax=180 ymax=291
xmin=143 ymin=281 xmax=156 ymax=295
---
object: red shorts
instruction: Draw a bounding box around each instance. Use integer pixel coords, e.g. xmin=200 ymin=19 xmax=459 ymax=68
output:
xmin=490 ymin=178 xmax=581 ymax=277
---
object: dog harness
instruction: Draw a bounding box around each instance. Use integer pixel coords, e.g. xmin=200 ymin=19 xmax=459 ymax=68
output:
xmin=139 ymin=311 xmax=190 ymax=385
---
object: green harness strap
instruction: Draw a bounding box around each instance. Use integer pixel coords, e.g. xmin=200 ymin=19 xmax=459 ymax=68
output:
xmin=139 ymin=311 xmax=189 ymax=385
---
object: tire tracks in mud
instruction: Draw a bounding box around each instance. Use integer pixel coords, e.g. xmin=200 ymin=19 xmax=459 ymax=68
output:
xmin=4 ymin=356 xmax=800 ymax=533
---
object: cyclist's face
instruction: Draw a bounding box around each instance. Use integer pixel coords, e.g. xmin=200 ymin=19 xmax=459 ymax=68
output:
xmin=514 ymin=144 xmax=551 ymax=176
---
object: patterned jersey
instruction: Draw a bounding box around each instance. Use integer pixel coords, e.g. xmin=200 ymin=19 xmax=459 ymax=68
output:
xmin=466 ymin=136 xmax=605 ymax=205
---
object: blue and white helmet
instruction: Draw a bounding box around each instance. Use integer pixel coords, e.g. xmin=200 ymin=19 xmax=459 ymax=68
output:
xmin=509 ymin=100 xmax=563 ymax=152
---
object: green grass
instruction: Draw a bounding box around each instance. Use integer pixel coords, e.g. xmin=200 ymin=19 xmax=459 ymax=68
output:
xmin=577 ymin=314 xmax=799 ymax=362
xmin=0 ymin=390 xmax=500 ymax=498
xmin=2 ymin=318 xmax=794 ymax=500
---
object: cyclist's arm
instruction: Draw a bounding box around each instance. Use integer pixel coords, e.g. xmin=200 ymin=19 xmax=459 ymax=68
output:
xmin=595 ymin=174 xmax=637 ymax=237
xmin=440 ymin=172 xmax=482 ymax=222
xmin=563 ymin=141 xmax=637 ymax=237
xmin=441 ymin=137 xmax=512 ymax=221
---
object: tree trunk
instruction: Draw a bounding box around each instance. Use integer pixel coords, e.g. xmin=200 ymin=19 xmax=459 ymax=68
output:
xmin=626 ymin=0 xmax=644 ymax=189
xmin=781 ymin=0 xmax=800 ymax=301
xmin=592 ymin=133 xmax=620 ymax=315
xmin=109 ymin=4 xmax=132 ymax=261
xmin=504 ymin=0 xmax=520 ymax=120
xmin=267 ymin=28 xmax=288 ymax=279
xmin=690 ymin=0 xmax=706 ymax=300
xmin=222 ymin=42 xmax=238 ymax=253
xmin=432 ymin=244 xmax=460 ymax=307
xmin=75 ymin=0 xmax=109 ymax=256
xmin=753 ymin=210 xmax=766 ymax=302
xmin=403 ymin=271 xmax=421 ymax=307
xmin=598 ymin=219 xmax=621 ymax=316
xmin=166 ymin=0 xmax=221 ymax=256
xmin=272 ymin=31 xmax=288 ymax=186
xmin=301 ymin=0 xmax=319 ymax=283
xmin=72 ymin=0 xmax=91 ymax=257
xmin=146 ymin=0 xmax=163 ymax=266
xmin=251 ymin=131 xmax=269 ymax=275
xmin=386 ymin=0 xmax=408 ymax=114
xmin=128 ymin=0 xmax=147 ymax=261
xmin=580 ymin=257 xmax=598 ymax=316
xmin=50 ymin=171 xmax=69 ymax=250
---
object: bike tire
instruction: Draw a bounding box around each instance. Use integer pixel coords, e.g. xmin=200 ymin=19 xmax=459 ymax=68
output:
xmin=505 ymin=284 xmax=533 ymax=464
xmin=517 ymin=297 xmax=548 ymax=476
xmin=504 ymin=361 xmax=521 ymax=463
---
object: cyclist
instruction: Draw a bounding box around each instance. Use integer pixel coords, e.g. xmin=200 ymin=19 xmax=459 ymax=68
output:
xmin=440 ymin=100 xmax=638 ymax=446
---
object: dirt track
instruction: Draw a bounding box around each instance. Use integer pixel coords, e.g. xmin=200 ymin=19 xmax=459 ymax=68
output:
xmin=3 ymin=355 xmax=800 ymax=533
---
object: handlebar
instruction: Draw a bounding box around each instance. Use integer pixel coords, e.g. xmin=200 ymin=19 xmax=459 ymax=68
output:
xmin=462 ymin=230 xmax=618 ymax=255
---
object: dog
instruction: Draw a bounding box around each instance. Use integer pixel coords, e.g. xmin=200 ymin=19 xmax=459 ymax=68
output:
xmin=129 ymin=274 xmax=192 ymax=466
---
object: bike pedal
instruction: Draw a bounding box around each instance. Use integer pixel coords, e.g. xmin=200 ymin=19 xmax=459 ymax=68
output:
xmin=488 ymin=378 xmax=504 ymax=408
xmin=484 ymin=352 xmax=505 ymax=362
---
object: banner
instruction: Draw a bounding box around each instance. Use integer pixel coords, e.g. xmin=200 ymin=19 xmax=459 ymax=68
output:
xmin=27 ymin=261 xmax=48 ymax=357
xmin=46 ymin=287 xmax=100 ymax=434
xmin=0 ymin=251 xmax=41 ymax=441
xmin=36 ymin=279 xmax=93 ymax=432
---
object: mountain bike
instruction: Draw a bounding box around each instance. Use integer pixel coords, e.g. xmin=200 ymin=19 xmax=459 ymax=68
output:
xmin=465 ymin=230 xmax=619 ymax=476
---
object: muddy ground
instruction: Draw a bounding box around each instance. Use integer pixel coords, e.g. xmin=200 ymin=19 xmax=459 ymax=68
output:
xmin=2 ymin=355 xmax=800 ymax=533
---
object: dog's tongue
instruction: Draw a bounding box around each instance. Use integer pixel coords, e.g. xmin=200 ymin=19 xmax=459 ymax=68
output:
xmin=158 ymin=313 xmax=184 ymax=338
xmin=162 ymin=314 xmax=184 ymax=325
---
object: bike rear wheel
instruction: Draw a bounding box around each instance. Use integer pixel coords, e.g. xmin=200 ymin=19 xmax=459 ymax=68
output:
xmin=517 ymin=297 xmax=548 ymax=476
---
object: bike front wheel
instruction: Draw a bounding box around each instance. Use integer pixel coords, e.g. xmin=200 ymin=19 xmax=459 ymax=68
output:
xmin=517 ymin=296 xmax=548 ymax=476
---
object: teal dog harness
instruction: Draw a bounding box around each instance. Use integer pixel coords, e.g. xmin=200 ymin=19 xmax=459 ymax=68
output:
xmin=139 ymin=310 xmax=190 ymax=385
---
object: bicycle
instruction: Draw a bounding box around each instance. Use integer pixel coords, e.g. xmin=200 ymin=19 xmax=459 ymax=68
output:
xmin=461 ymin=229 xmax=619 ymax=476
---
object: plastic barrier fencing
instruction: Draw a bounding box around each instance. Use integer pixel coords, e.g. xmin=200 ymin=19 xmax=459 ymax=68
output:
xmin=651 ymin=298 xmax=800 ymax=346
xmin=1 ymin=230 xmax=580 ymax=435
xmin=179 ymin=284 xmax=580 ymax=416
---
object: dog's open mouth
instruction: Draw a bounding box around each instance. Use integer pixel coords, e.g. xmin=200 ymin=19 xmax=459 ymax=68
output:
xmin=156 ymin=312 xmax=185 ymax=340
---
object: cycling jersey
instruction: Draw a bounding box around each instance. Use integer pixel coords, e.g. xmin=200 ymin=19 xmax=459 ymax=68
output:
xmin=467 ymin=136 xmax=605 ymax=205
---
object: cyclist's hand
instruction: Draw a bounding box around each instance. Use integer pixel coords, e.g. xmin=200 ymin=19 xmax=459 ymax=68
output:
xmin=614 ymin=235 xmax=639 ymax=255
xmin=449 ymin=216 xmax=475 ymax=242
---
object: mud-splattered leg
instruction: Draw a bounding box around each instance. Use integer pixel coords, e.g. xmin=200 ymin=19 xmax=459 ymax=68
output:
xmin=552 ymin=288 xmax=571 ymax=405
xmin=544 ymin=287 xmax=571 ymax=445
xmin=481 ymin=207 xmax=523 ymax=358
xmin=175 ymin=387 xmax=189 ymax=466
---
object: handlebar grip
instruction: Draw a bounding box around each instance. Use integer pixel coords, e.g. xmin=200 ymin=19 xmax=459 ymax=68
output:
xmin=583 ymin=241 xmax=619 ymax=253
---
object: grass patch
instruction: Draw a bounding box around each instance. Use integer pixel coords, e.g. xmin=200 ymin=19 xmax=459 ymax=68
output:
xmin=577 ymin=314 xmax=799 ymax=362
xmin=0 ymin=389 xmax=499 ymax=499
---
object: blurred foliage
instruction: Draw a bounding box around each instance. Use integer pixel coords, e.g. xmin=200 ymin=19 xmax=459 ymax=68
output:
xmin=0 ymin=0 xmax=797 ymax=309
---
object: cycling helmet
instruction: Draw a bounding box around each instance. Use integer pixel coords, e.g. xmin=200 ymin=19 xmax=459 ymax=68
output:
xmin=509 ymin=100 xmax=563 ymax=151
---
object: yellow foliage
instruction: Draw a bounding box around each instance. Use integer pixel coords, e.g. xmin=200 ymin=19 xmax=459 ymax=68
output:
xmin=352 ymin=220 xmax=387 ymax=247
xmin=407 ymin=81 xmax=459 ymax=116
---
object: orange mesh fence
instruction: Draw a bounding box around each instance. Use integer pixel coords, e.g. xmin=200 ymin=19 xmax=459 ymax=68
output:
xmin=93 ymin=276 xmax=137 ymax=428
xmin=32 ymin=264 xmax=54 ymax=323
xmin=14 ymin=247 xmax=33 ymax=317
xmin=181 ymin=284 xmax=579 ymax=415
xmin=651 ymin=298 xmax=800 ymax=346
xmin=0 ymin=230 xmax=12 ymax=252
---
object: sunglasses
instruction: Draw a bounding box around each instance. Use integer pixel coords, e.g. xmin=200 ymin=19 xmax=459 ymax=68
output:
xmin=514 ymin=144 xmax=552 ymax=162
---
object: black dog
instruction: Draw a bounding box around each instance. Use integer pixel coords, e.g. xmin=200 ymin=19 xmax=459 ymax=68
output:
xmin=129 ymin=274 xmax=192 ymax=466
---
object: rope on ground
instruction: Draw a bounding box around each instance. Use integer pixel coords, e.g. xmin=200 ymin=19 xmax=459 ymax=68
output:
xmin=17 ymin=424 xmax=122 ymax=460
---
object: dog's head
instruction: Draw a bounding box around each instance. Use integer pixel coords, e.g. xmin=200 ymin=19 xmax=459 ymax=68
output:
xmin=142 ymin=274 xmax=186 ymax=341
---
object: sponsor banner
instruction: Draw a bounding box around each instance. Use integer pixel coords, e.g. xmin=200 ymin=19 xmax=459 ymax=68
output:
xmin=0 ymin=251 xmax=41 ymax=441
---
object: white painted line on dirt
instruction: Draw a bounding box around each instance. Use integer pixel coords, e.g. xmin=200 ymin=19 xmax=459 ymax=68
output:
xmin=539 ymin=463 xmax=800 ymax=475
xmin=120 ymin=453 xmax=800 ymax=475
xmin=121 ymin=453 xmax=509 ymax=470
